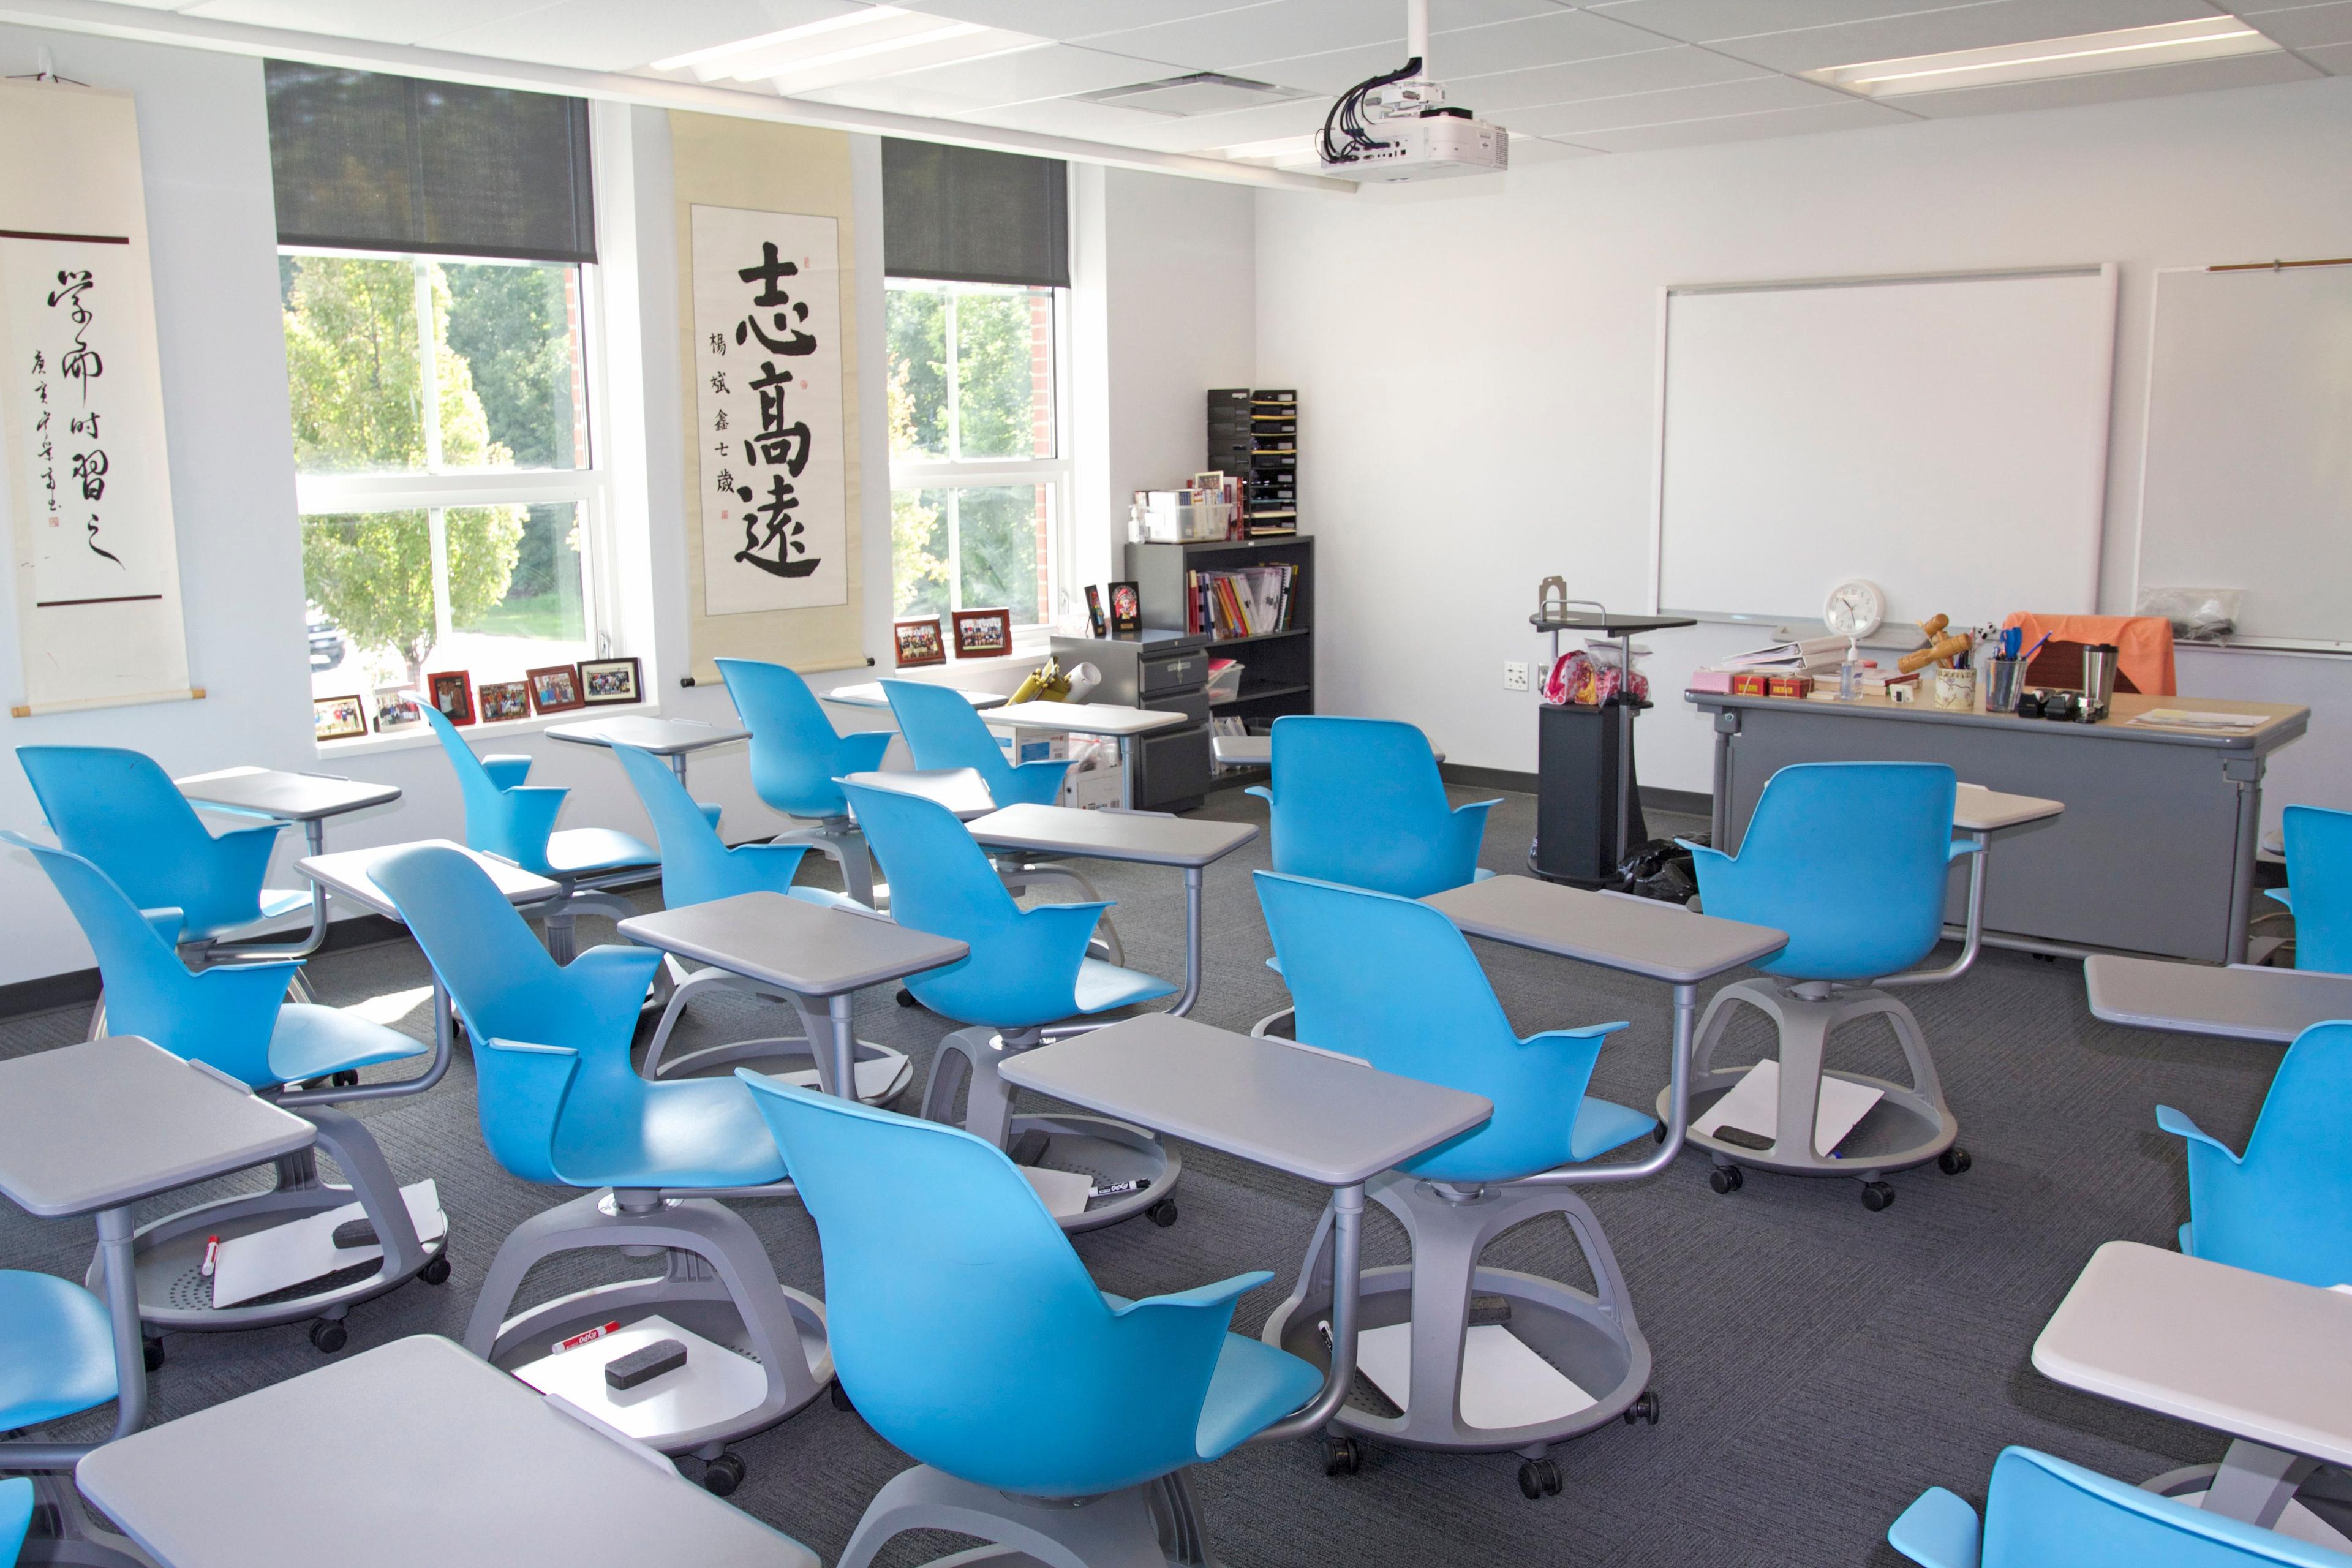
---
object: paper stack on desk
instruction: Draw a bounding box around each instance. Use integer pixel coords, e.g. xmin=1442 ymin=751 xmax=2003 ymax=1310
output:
xmin=2127 ymin=708 xmax=2262 ymax=732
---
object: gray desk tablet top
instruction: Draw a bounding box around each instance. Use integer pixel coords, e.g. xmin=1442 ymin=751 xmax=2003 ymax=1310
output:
xmin=1952 ymin=783 xmax=2064 ymax=834
xmin=0 ymin=1037 xmax=314 ymax=1219
xmin=968 ymin=804 xmax=1258 ymax=868
xmin=1689 ymin=690 xmax=2308 ymax=752
xmin=1424 ymin=874 xmax=1787 ymax=985
xmin=2085 ymin=955 xmax=2352 ymax=1044
xmin=619 ymin=891 xmax=968 ymax=998
xmin=987 ymin=700 xmax=1188 ymax=737
xmin=825 ymin=680 xmax=1005 ymax=711
xmin=2034 ymin=1240 xmax=2352 ymax=1467
xmin=543 ymin=717 xmax=749 ymax=755
xmin=175 ymin=766 xmax=400 ymax=821
xmin=298 ymin=839 xmax=560 ymax=920
xmin=77 ymin=1335 xmax=818 ymax=1568
xmin=1000 ymin=1013 xmax=1491 ymax=1188
xmin=841 ymin=767 xmax=997 ymax=820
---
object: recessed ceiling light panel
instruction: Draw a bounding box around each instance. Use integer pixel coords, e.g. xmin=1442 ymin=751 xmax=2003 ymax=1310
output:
xmin=1074 ymin=73 xmax=1308 ymax=118
xmin=1803 ymin=17 xmax=2280 ymax=99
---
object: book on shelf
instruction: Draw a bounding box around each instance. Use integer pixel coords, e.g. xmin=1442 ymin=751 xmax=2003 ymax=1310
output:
xmin=1187 ymin=562 xmax=1301 ymax=639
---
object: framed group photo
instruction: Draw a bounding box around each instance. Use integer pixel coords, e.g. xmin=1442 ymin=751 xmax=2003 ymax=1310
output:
xmin=527 ymin=664 xmax=584 ymax=715
xmin=894 ymin=616 xmax=946 ymax=668
xmin=477 ymin=680 xmax=532 ymax=725
xmin=427 ymin=670 xmax=475 ymax=726
xmin=952 ymin=607 xmax=1012 ymax=659
xmin=579 ymin=656 xmax=644 ymax=706
xmin=313 ymin=693 xmax=368 ymax=742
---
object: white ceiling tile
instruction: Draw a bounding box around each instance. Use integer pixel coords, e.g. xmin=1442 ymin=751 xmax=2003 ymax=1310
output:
xmin=1701 ymin=0 xmax=2226 ymax=73
xmin=845 ymin=43 xmax=1184 ymax=110
xmin=897 ymin=0 xmax=1258 ymax=34
xmin=1563 ymin=95 xmax=1914 ymax=150
xmin=183 ymin=0 xmax=552 ymax=45
xmin=1894 ymin=42 xmax=2316 ymax=109
xmin=424 ymin=0 xmax=875 ymax=70
xmin=1240 ymin=6 xmax=1686 ymax=94
xmin=2235 ymin=0 xmax=2352 ymax=46
xmin=1507 ymin=134 xmax=1607 ymax=162
xmin=1084 ymin=0 xmax=1566 ymax=74
xmin=1469 ymin=43 xmax=1766 ymax=110
xmin=763 ymin=26 xmax=1038 ymax=92
xmin=956 ymin=94 xmax=1179 ymax=137
xmin=1491 ymin=71 xmax=1849 ymax=134
xmin=1103 ymin=94 xmax=1337 ymax=152
xmin=1587 ymin=2 xmax=2004 ymax=45
xmin=2297 ymin=34 xmax=2352 ymax=61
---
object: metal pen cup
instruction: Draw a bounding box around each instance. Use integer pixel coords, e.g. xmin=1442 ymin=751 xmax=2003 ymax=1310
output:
xmin=1983 ymin=657 xmax=2027 ymax=714
xmin=2080 ymin=643 xmax=2119 ymax=722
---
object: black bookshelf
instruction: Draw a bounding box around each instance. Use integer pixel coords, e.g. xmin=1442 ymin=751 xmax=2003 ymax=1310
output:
xmin=1126 ymin=535 xmax=1314 ymax=782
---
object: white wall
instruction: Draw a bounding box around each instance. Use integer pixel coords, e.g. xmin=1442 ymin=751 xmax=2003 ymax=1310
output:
xmin=1254 ymin=76 xmax=2352 ymax=819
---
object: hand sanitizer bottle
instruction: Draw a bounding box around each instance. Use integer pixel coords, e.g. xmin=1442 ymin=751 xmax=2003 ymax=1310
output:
xmin=1838 ymin=636 xmax=1862 ymax=701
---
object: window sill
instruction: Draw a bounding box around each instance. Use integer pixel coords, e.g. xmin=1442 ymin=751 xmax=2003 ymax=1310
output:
xmin=316 ymin=698 xmax=657 ymax=760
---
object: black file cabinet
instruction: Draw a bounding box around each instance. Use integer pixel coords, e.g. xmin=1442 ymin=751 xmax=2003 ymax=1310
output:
xmin=1050 ymin=630 xmax=1215 ymax=813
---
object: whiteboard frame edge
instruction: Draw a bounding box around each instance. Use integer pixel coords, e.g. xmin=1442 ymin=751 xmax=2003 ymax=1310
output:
xmin=2083 ymin=261 xmax=2122 ymax=619
xmin=1646 ymin=284 xmax=1671 ymax=617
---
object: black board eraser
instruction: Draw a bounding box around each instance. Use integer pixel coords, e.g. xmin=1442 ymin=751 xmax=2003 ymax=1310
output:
xmin=330 ymin=1219 xmax=379 ymax=1250
xmin=605 ymin=1338 xmax=688 ymax=1390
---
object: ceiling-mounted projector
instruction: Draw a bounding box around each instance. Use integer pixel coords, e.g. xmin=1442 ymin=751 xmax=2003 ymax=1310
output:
xmin=1317 ymin=0 xmax=1507 ymax=181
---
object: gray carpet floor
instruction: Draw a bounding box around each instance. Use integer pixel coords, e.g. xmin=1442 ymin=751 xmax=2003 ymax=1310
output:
xmin=0 ymin=784 xmax=2282 ymax=1567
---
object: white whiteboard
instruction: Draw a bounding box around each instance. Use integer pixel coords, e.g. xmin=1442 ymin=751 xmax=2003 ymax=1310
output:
xmin=2136 ymin=263 xmax=2352 ymax=649
xmin=1653 ymin=266 xmax=2117 ymax=633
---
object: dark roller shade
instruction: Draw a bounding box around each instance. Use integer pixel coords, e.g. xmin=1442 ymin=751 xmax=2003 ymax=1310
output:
xmin=266 ymin=61 xmax=597 ymax=265
xmin=883 ymin=139 xmax=1069 ymax=289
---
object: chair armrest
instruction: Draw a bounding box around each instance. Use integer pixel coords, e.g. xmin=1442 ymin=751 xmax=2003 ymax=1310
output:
xmin=1947 ymin=838 xmax=1984 ymax=863
xmin=473 ymin=1038 xmax=580 ymax=1186
xmin=1243 ymin=785 xmax=1272 ymax=804
xmin=1887 ymin=1487 xmax=1981 ymax=1568
xmin=696 ymin=801 xmax=723 ymax=832
xmin=481 ymin=755 xmax=533 ymax=792
xmin=1019 ymin=899 xmax=1116 ymax=941
xmin=1523 ymin=1021 xmax=1630 ymax=1047
xmin=835 ymin=729 xmax=895 ymax=775
xmin=2267 ymin=887 xmax=2293 ymax=911
xmin=564 ymin=943 xmax=669 ymax=1023
xmin=1676 ymin=838 xmax=1728 ymax=867
xmin=141 ymin=905 xmax=186 ymax=946
xmin=1452 ymin=797 xmax=1503 ymax=820
xmin=189 ymin=957 xmax=308 ymax=1088
xmin=1112 ymin=1271 xmax=1275 ymax=1318
xmin=210 ymin=819 xmax=287 ymax=890
xmin=497 ymin=785 xmax=571 ymax=858
xmin=2156 ymin=1104 xmax=2243 ymax=1164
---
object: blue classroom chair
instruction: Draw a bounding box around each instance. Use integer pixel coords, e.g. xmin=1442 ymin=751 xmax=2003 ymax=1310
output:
xmin=371 ymin=843 xmax=828 ymax=1485
xmin=0 ymin=1477 xmax=31 ymax=1566
xmin=717 ymin=657 xmax=894 ymax=907
xmin=840 ymin=780 xmax=1176 ymax=1231
xmin=0 ymin=1272 xmax=124 ymax=1563
xmin=1677 ymin=761 xmax=1973 ymax=1210
xmin=1254 ymin=869 xmax=1655 ymax=1499
xmin=881 ymin=678 xmax=1070 ymax=807
xmin=2158 ymin=1019 xmax=2352 ymax=1291
xmin=1889 ymin=1445 xmax=2350 ymax=1567
xmin=609 ymin=743 xmax=906 ymax=1100
xmin=2268 ymin=805 xmax=2352 ymax=974
xmin=735 ymin=1073 xmax=1321 ymax=1568
xmin=7 ymin=832 xmax=447 ymax=1344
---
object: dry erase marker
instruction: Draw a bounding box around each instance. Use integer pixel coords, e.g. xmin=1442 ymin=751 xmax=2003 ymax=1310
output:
xmin=1090 ymin=1178 xmax=1150 ymax=1199
xmin=200 ymin=1235 xmax=219 ymax=1277
xmin=552 ymin=1320 xmax=623 ymax=1355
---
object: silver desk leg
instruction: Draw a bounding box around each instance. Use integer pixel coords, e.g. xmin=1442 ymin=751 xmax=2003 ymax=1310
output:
xmin=786 ymin=992 xmax=860 ymax=1101
xmin=2225 ymin=756 xmax=2265 ymax=967
xmin=1252 ymin=1181 xmax=1365 ymax=1445
xmin=2201 ymin=1439 xmax=2318 ymax=1529
xmin=96 ymin=1207 xmax=146 ymax=1441
xmin=1169 ymin=866 xmax=1205 ymax=1018
xmin=669 ymin=752 xmax=690 ymax=786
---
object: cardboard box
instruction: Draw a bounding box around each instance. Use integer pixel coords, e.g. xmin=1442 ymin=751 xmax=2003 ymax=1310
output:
xmin=1731 ymin=671 xmax=1772 ymax=697
xmin=1766 ymin=673 xmax=1814 ymax=699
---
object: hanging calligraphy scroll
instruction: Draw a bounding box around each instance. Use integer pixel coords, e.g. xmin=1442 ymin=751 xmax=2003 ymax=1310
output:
xmin=669 ymin=114 xmax=865 ymax=680
xmin=0 ymin=80 xmax=194 ymax=714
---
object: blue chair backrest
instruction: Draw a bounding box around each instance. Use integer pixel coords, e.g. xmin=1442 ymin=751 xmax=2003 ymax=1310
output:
xmin=0 ymin=1476 xmax=31 ymax=1568
xmin=718 ymin=658 xmax=867 ymax=820
xmin=2282 ymin=805 xmax=2352 ymax=974
xmin=881 ymin=680 xmax=1026 ymax=801
xmin=4 ymin=832 xmax=289 ymax=1088
xmin=611 ymin=742 xmax=807 ymax=909
xmin=420 ymin=706 xmax=565 ymax=874
xmin=1262 ymin=716 xmax=1480 ymax=897
xmin=842 ymin=781 xmax=1099 ymax=1028
xmin=2188 ymin=1019 xmax=2352 ymax=1287
xmin=736 ymin=1074 xmax=1224 ymax=1496
xmin=1983 ymin=1446 xmax=2345 ymax=1566
xmin=1705 ymin=761 xmax=1958 ymax=981
xmin=1257 ymin=870 xmax=1597 ymax=1184
xmin=17 ymin=745 xmax=282 ymax=937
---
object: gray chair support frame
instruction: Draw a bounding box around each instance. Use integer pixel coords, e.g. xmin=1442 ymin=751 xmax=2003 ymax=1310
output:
xmin=840 ymin=1463 xmax=1221 ymax=1568
xmin=464 ymin=1183 xmax=829 ymax=1459
xmin=638 ymin=964 xmax=913 ymax=1103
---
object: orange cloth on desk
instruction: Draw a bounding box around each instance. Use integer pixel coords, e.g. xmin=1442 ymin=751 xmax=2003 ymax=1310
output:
xmin=1999 ymin=614 xmax=2176 ymax=697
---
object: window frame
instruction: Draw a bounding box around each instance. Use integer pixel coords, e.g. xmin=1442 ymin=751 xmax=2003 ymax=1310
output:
xmin=884 ymin=274 xmax=1072 ymax=641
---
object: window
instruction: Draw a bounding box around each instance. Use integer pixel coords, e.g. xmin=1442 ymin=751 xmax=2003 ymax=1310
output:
xmin=886 ymin=280 xmax=1063 ymax=630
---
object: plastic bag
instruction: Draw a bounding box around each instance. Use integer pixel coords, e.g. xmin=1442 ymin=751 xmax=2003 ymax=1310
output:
xmin=2136 ymin=586 xmax=2242 ymax=643
xmin=1613 ymin=833 xmax=1703 ymax=904
xmin=1544 ymin=649 xmax=1650 ymax=707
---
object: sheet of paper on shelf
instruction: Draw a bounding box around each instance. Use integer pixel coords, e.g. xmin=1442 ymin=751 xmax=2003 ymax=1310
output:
xmin=1355 ymin=1322 xmax=1596 ymax=1430
xmin=1694 ymin=1060 xmax=1882 ymax=1153
xmin=209 ymin=1180 xmax=446 ymax=1308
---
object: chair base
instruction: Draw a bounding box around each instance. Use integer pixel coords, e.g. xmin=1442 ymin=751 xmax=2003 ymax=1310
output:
xmin=771 ymin=819 xmax=876 ymax=909
xmin=2144 ymin=1444 xmax=2352 ymax=1545
xmin=1262 ymin=1171 xmax=1653 ymax=1458
xmin=467 ymin=1188 xmax=828 ymax=1457
xmin=840 ymin=1464 xmax=1225 ymax=1568
xmin=17 ymin=1474 xmax=149 ymax=1567
xmin=1661 ymin=978 xmax=1958 ymax=1183
xmin=641 ymin=967 xmax=911 ymax=1104
xmin=538 ymin=884 xmax=643 ymax=965
xmin=92 ymin=1106 xmax=442 ymax=1333
xmin=921 ymin=1027 xmax=1180 ymax=1233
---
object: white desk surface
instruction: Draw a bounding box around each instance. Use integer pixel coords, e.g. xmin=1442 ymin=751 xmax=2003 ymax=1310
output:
xmin=840 ymin=768 xmax=996 ymax=820
xmin=2034 ymin=1240 xmax=2352 ymax=1467
xmin=968 ymin=804 xmax=1259 ymax=869
xmin=824 ymin=681 xmax=1005 ymax=712
xmin=987 ymin=700 xmax=1188 ymax=737
xmin=298 ymin=839 xmax=560 ymax=921
xmin=1000 ymin=1013 xmax=1491 ymax=1188
xmin=1953 ymin=782 xmax=2064 ymax=834
xmin=1425 ymin=875 xmax=1788 ymax=986
xmin=1211 ymin=734 xmax=1445 ymax=766
xmin=2085 ymin=956 xmax=2352 ymax=1044
xmin=543 ymin=717 xmax=748 ymax=755
xmin=77 ymin=1335 xmax=819 ymax=1568
xmin=619 ymin=891 xmax=969 ymax=999
xmin=0 ymin=1037 xmax=315 ymax=1219
xmin=175 ymin=766 xmax=400 ymax=822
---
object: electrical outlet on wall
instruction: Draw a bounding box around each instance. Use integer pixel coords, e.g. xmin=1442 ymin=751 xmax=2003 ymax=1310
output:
xmin=1502 ymin=661 xmax=1529 ymax=692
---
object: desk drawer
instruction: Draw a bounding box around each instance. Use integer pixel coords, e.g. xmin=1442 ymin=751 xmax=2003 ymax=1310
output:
xmin=1141 ymin=652 xmax=1208 ymax=695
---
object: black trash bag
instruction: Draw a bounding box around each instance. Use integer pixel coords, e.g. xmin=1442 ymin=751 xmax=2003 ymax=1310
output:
xmin=1613 ymin=832 xmax=1704 ymax=904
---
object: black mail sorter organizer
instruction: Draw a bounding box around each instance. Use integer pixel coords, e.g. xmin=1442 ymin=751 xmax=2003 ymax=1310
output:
xmin=1535 ymin=699 xmax=1649 ymax=886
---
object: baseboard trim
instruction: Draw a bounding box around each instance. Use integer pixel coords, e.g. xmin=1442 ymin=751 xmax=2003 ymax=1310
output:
xmin=0 ymin=908 xmax=417 ymax=1022
xmin=1435 ymin=763 xmax=1712 ymax=821
xmin=1644 ymin=786 xmax=1713 ymax=819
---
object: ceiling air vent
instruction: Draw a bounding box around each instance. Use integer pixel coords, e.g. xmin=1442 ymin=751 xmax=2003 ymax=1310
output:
xmin=1073 ymin=73 xmax=1307 ymax=117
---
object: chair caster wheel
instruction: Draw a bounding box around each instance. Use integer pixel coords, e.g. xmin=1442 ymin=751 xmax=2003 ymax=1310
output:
xmin=1938 ymin=1147 xmax=1972 ymax=1175
xmin=331 ymin=1070 xmax=360 ymax=1088
xmin=1708 ymin=1165 xmax=1744 ymax=1194
xmin=310 ymin=1318 xmax=349 ymax=1354
xmin=1147 ymin=1198 xmax=1179 ymax=1227
xmin=1622 ymin=1390 xmax=1660 ymax=1426
xmin=143 ymin=1336 xmax=165 ymax=1373
xmin=1517 ymin=1457 xmax=1562 ymax=1499
xmin=703 ymin=1452 xmax=745 ymax=1497
xmin=1861 ymin=1180 xmax=1896 ymax=1212
xmin=895 ymin=987 xmax=919 ymax=1008
xmin=418 ymin=1250 xmax=452 ymax=1286
xmin=830 ymin=1379 xmax=856 ymax=1414
xmin=1652 ymin=1119 xmax=1668 ymax=1145
xmin=1324 ymin=1436 xmax=1361 ymax=1477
